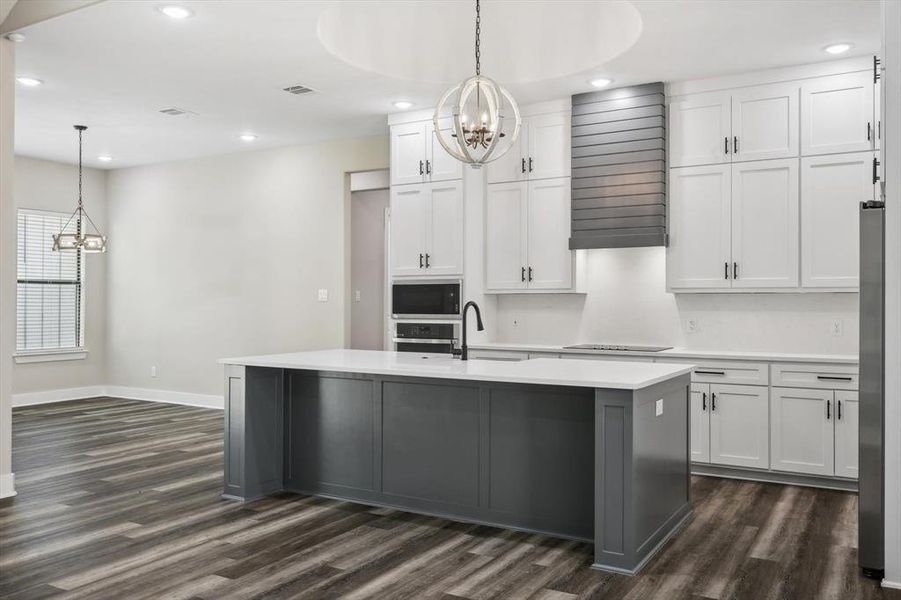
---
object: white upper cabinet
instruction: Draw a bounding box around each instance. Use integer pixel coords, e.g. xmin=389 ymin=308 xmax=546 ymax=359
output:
xmin=770 ymin=387 xmax=835 ymax=476
xmin=527 ymin=178 xmax=573 ymax=289
xmin=690 ymin=383 xmax=711 ymax=463
xmin=834 ymin=391 xmax=859 ymax=479
xmin=391 ymin=122 xmax=428 ymax=186
xmin=669 ymin=92 xmax=731 ymax=167
xmin=801 ymin=71 xmax=874 ymax=156
xmin=801 ymin=152 xmax=874 ymax=288
xmin=487 ymin=110 xmax=570 ymax=184
xmin=709 ymin=384 xmax=769 ymax=469
xmin=390 ymin=120 xmax=462 ymax=186
xmin=485 ymin=177 xmax=573 ymax=291
xmin=427 ymin=119 xmax=464 ymax=183
xmin=667 ymin=164 xmax=732 ymax=289
xmin=730 ymin=159 xmax=799 ymax=288
xmin=390 ymin=181 xmax=463 ymax=278
xmin=731 ymin=83 xmax=799 ymax=162
xmin=485 ymin=182 xmax=528 ymax=290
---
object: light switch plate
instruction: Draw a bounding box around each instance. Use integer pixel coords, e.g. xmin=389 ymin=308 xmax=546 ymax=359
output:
xmin=354 ymin=290 xmax=361 ymax=302
xmin=318 ymin=289 xmax=329 ymax=302
xmin=655 ymin=399 xmax=663 ymax=416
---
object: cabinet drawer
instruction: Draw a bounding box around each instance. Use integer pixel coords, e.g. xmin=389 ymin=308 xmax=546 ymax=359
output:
xmin=770 ymin=363 xmax=858 ymax=390
xmin=678 ymin=361 xmax=769 ymax=386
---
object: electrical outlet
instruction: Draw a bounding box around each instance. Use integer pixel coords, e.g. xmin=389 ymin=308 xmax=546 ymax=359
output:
xmin=831 ymin=319 xmax=843 ymax=337
xmin=318 ymin=289 xmax=329 ymax=302
xmin=150 ymin=365 xmax=157 ymax=378
xmin=685 ymin=319 xmax=699 ymax=333
xmin=655 ymin=399 xmax=663 ymax=417
xmin=353 ymin=290 xmax=361 ymax=302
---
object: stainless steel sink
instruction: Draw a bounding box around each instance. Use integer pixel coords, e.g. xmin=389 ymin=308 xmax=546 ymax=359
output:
xmin=562 ymin=344 xmax=672 ymax=352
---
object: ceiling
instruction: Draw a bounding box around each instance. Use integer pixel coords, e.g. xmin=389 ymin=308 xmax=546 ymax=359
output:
xmin=11 ymin=0 xmax=881 ymax=170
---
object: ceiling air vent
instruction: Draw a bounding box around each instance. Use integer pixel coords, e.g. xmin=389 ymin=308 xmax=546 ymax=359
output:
xmin=158 ymin=107 xmax=196 ymax=117
xmin=283 ymin=84 xmax=316 ymax=96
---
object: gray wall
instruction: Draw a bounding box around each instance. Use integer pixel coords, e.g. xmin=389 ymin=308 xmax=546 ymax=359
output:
xmin=350 ymin=188 xmax=388 ymax=350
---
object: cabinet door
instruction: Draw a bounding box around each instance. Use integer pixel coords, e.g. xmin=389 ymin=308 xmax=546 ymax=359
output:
xmin=485 ymin=182 xmax=528 ymax=290
xmin=427 ymin=119 xmax=463 ymax=183
xmin=526 ymin=178 xmax=572 ymax=290
xmin=834 ymin=391 xmax=859 ymax=479
xmin=389 ymin=185 xmax=428 ymax=277
xmin=391 ymin=122 xmax=426 ymax=186
xmin=668 ymin=91 xmax=731 ymax=167
xmin=425 ymin=181 xmax=464 ymax=276
xmin=667 ymin=164 xmax=732 ymax=289
xmin=801 ymin=152 xmax=873 ymax=288
xmin=690 ymin=383 xmax=711 ymax=463
xmin=527 ymin=111 xmax=571 ymax=180
xmin=801 ymin=71 xmax=874 ymax=156
xmin=709 ymin=384 xmax=769 ymax=469
xmin=731 ymin=159 xmax=799 ymax=288
xmin=487 ymin=125 xmax=527 ymax=184
xmin=770 ymin=387 xmax=834 ymax=476
xmin=731 ymin=83 xmax=799 ymax=162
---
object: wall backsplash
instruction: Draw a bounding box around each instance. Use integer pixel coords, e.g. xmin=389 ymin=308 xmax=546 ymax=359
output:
xmin=495 ymin=247 xmax=859 ymax=356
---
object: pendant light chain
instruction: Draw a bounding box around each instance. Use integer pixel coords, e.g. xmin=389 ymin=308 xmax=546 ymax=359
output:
xmin=78 ymin=127 xmax=83 ymax=210
xmin=474 ymin=0 xmax=481 ymax=76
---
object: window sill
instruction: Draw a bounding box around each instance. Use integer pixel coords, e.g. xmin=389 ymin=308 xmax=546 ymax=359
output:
xmin=14 ymin=349 xmax=89 ymax=364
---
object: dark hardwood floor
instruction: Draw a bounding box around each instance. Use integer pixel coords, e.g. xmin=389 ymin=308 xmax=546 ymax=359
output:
xmin=1 ymin=397 xmax=897 ymax=600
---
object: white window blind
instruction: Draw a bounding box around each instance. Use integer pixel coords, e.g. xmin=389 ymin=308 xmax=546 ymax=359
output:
xmin=16 ymin=209 xmax=83 ymax=352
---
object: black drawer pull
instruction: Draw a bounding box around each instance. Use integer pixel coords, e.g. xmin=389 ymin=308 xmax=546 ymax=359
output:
xmin=695 ymin=370 xmax=726 ymax=376
xmin=817 ymin=375 xmax=853 ymax=381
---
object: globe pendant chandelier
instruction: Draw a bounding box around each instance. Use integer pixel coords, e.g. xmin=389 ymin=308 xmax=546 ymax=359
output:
xmin=52 ymin=125 xmax=107 ymax=253
xmin=433 ymin=0 xmax=521 ymax=168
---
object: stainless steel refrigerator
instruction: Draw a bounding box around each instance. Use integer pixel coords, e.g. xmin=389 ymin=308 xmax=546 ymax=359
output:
xmin=859 ymin=197 xmax=885 ymax=579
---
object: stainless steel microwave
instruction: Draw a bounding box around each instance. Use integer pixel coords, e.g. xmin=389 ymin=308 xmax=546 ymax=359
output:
xmin=391 ymin=280 xmax=461 ymax=319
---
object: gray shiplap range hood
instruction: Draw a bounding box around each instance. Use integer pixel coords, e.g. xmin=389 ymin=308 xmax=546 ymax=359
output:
xmin=569 ymin=83 xmax=666 ymax=249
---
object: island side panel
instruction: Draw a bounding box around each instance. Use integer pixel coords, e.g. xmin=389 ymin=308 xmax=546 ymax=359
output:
xmin=222 ymin=365 xmax=285 ymax=500
xmin=593 ymin=373 xmax=692 ymax=575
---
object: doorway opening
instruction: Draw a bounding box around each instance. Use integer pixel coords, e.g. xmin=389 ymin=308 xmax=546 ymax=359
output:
xmin=349 ymin=170 xmax=389 ymax=350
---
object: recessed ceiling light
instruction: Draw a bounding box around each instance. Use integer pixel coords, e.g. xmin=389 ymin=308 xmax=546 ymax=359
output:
xmin=158 ymin=5 xmax=194 ymax=19
xmin=824 ymin=43 xmax=853 ymax=55
xmin=16 ymin=76 xmax=43 ymax=87
xmin=6 ymin=33 xmax=25 ymax=43
xmin=98 ymin=155 xmax=113 ymax=162
xmin=393 ymin=100 xmax=413 ymax=110
xmin=589 ymin=78 xmax=613 ymax=88
xmin=239 ymin=134 xmax=257 ymax=142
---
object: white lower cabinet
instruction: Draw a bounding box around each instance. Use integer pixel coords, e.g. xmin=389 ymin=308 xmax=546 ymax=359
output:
xmin=708 ymin=384 xmax=770 ymax=469
xmin=690 ymin=383 xmax=711 ymax=463
xmin=834 ymin=391 xmax=859 ymax=478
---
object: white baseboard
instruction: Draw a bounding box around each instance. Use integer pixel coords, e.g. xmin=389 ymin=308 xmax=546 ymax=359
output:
xmin=0 ymin=473 xmax=15 ymax=499
xmin=884 ymin=580 xmax=901 ymax=590
xmin=12 ymin=386 xmax=107 ymax=407
xmin=12 ymin=385 xmax=223 ymax=410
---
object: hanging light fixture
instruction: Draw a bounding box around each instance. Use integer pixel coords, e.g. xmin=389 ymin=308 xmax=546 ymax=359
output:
xmin=433 ymin=0 xmax=521 ymax=168
xmin=53 ymin=125 xmax=107 ymax=253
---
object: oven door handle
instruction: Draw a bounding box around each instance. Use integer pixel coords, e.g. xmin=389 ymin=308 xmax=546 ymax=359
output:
xmin=392 ymin=337 xmax=458 ymax=344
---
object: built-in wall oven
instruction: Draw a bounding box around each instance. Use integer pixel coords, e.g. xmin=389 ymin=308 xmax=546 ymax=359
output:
xmin=391 ymin=280 xmax=461 ymax=319
xmin=393 ymin=322 xmax=459 ymax=354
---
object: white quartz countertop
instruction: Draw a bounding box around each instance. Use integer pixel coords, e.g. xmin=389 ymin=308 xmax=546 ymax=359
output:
xmin=468 ymin=342 xmax=859 ymax=365
xmin=219 ymin=349 xmax=694 ymax=390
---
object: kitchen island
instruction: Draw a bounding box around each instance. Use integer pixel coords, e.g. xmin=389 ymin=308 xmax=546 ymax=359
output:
xmin=218 ymin=349 xmax=694 ymax=574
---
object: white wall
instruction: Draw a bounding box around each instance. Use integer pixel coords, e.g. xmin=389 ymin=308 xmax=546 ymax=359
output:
xmin=105 ymin=135 xmax=388 ymax=398
xmin=0 ymin=36 xmax=15 ymax=498
xmin=495 ymin=247 xmax=859 ymax=355
xmin=12 ymin=156 xmax=108 ymax=394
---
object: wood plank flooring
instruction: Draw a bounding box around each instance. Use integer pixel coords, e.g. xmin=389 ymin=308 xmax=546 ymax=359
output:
xmin=1 ymin=397 xmax=898 ymax=599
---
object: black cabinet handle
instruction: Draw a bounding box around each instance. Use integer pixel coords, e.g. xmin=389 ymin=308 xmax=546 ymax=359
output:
xmin=725 ymin=137 xmax=730 ymax=154
xmin=874 ymin=55 xmax=881 ymax=84
xmin=426 ymin=160 xmax=431 ymax=174
xmin=733 ymin=136 xmax=739 ymax=153
xmin=817 ymin=375 xmax=853 ymax=381
xmin=711 ymin=392 xmax=716 ymax=412
xmin=873 ymin=157 xmax=881 ymax=184
xmin=733 ymin=262 xmax=738 ymax=279
xmin=419 ymin=253 xmax=424 ymax=268
xmin=528 ymin=266 xmax=533 ymax=281
xmin=837 ymin=400 xmax=843 ymax=420
xmin=521 ymin=266 xmax=526 ymax=282
xmin=521 ymin=158 xmax=526 ymax=173
xmin=702 ymin=392 xmax=707 ymax=411
xmin=725 ymin=262 xmax=730 ymax=280
xmin=419 ymin=160 xmax=424 ymax=175
xmin=868 ymin=122 xmax=872 ymax=141
xmin=425 ymin=253 xmax=430 ymax=268
xmin=826 ymin=399 xmax=831 ymax=420
xmin=528 ymin=157 xmax=533 ymax=172
xmin=695 ymin=370 xmax=726 ymax=376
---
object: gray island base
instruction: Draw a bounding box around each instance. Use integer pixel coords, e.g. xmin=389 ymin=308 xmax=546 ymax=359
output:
xmin=219 ymin=350 xmax=694 ymax=575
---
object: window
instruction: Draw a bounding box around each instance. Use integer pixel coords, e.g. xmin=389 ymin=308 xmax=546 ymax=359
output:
xmin=16 ymin=209 xmax=84 ymax=352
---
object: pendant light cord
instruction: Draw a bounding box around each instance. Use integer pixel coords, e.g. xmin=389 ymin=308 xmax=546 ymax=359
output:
xmin=78 ymin=127 xmax=83 ymax=210
xmin=475 ymin=0 xmax=481 ymax=76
